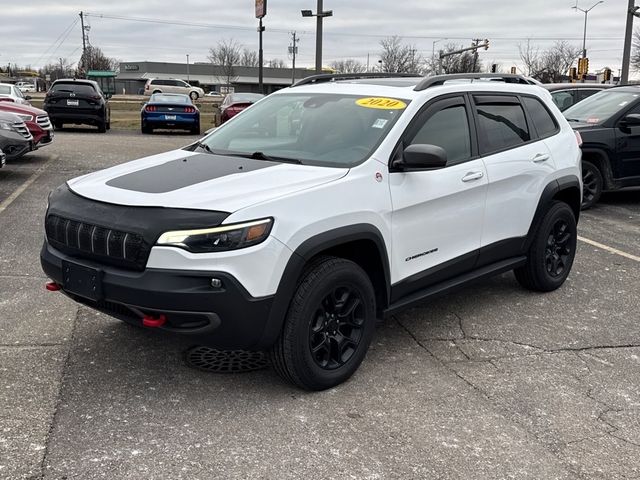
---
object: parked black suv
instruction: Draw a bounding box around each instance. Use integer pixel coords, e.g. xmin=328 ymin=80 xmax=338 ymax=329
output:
xmin=563 ymin=85 xmax=640 ymax=208
xmin=44 ymin=79 xmax=111 ymax=133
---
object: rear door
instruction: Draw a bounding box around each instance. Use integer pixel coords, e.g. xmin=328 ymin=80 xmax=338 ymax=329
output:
xmin=389 ymin=95 xmax=487 ymax=296
xmin=615 ymin=102 xmax=640 ymax=179
xmin=474 ymin=94 xmax=556 ymax=256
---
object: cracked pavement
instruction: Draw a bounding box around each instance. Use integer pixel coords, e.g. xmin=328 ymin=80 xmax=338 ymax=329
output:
xmin=0 ymin=130 xmax=639 ymax=479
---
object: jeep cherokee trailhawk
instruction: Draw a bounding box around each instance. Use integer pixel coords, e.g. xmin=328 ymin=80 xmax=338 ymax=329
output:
xmin=41 ymin=73 xmax=582 ymax=390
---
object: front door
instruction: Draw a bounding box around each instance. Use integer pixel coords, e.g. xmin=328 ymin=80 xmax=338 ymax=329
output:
xmin=616 ymin=103 xmax=640 ymax=179
xmin=389 ymin=95 xmax=487 ymax=300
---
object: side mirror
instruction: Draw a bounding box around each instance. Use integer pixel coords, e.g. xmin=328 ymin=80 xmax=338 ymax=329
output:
xmin=25 ymin=95 xmax=32 ymax=101
xmin=395 ymin=144 xmax=448 ymax=171
xmin=622 ymin=114 xmax=640 ymax=126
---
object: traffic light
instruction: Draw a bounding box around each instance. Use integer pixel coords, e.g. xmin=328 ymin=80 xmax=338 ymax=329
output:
xmin=569 ymin=67 xmax=577 ymax=81
xmin=510 ymin=66 xmax=517 ymax=74
xmin=577 ymin=57 xmax=589 ymax=76
xmin=491 ymin=64 xmax=497 ymax=73
xmin=603 ymin=68 xmax=612 ymax=82
xmin=484 ymin=39 xmax=489 ymax=50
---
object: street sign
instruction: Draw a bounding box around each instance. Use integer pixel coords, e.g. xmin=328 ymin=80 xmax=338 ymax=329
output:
xmin=255 ymin=0 xmax=267 ymax=18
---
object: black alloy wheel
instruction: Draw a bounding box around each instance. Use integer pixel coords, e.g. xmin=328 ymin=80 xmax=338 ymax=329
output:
xmin=544 ymin=219 xmax=572 ymax=278
xmin=309 ymin=285 xmax=366 ymax=370
xmin=581 ymin=160 xmax=603 ymax=210
xmin=269 ymin=256 xmax=376 ymax=390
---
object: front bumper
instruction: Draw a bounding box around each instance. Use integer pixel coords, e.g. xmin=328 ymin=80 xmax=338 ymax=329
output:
xmin=41 ymin=240 xmax=275 ymax=349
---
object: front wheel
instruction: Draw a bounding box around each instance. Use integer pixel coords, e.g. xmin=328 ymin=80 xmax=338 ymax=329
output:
xmin=269 ymin=256 xmax=376 ymax=390
xmin=581 ymin=160 xmax=603 ymax=210
xmin=515 ymin=201 xmax=577 ymax=292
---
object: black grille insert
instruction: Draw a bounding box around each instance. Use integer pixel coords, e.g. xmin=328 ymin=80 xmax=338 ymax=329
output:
xmin=45 ymin=214 xmax=149 ymax=270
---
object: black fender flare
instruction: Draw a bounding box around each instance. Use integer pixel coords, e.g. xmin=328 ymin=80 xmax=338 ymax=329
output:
xmin=523 ymin=175 xmax=581 ymax=251
xmin=580 ymin=147 xmax=616 ymax=190
xmin=254 ymin=224 xmax=391 ymax=349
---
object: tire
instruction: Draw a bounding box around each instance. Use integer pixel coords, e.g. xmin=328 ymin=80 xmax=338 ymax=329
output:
xmin=53 ymin=121 xmax=62 ymax=130
xmin=514 ymin=201 xmax=577 ymax=292
xmin=191 ymin=123 xmax=201 ymax=135
xmin=152 ymin=90 xmax=162 ymax=95
xmin=581 ymin=160 xmax=603 ymax=210
xmin=190 ymin=91 xmax=199 ymax=101
xmin=97 ymin=121 xmax=107 ymax=133
xmin=269 ymin=256 xmax=376 ymax=391
xmin=141 ymin=123 xmax=152 ymax=134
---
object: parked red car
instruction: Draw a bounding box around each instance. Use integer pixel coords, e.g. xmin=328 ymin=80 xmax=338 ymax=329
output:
xmin=0 ymin=102 xmax=53 ymax=149
xmin=219 ymin=93 xmax=264 ymax=123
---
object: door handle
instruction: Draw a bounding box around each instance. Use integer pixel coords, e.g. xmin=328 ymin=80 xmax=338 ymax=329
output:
xmin=532 ymin=153 xmax=550 ymax=163
xmin=461 ymin=171 xmax=484 ymax=182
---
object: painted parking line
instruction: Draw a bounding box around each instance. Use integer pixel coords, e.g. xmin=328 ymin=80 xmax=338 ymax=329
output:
xmin=578 ymin=235 xmax=640 ymax=263
xmin=0 ymin=155 xmax=56 ymax=215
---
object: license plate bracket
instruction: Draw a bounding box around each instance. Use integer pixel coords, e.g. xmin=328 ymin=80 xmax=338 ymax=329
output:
xmin=62 ymin=261 xmax=103 ymax=301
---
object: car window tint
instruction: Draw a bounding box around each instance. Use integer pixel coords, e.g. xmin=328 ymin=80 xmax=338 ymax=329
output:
xmin=577 ymin=89 xmax=600 ymax=102
xmin=475 ymin=100 xmax=530 ymax=153
xmin=551 ymin=91 xmax=575 ymax=111
xmin=409 ymin=105 xmax=471 ymax=165
xmin=51 ymin=83 xmax=97 ymax=95
xmin=523 ymin=97 xmax=558 ymax=138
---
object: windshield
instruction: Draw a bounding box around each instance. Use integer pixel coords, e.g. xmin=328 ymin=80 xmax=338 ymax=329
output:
xmin=201 ymin=92 xmax=409 ymax=167
xmin=563 ymin=90 xmax=640 ymax=124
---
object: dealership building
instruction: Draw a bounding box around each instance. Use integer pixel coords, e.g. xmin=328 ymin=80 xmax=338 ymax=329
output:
xmin=115 ymin=61 xmax=310 ymax=95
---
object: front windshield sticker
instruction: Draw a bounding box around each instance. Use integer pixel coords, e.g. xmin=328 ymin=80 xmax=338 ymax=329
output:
xmin=356 ymin=97 xmax=407 ymax=110
xmin=586 ymin=118 xmax=600 ymax=124
xmin=372 ymin=118 xmax=389 ymax=129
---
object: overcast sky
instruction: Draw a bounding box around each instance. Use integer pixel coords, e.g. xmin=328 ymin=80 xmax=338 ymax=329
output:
xmin=1 ymin=0 xmax=632 ymax=75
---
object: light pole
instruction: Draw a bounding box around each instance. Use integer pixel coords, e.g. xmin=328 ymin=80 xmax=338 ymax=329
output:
xmin=186 ymin=54 xmax=190 ymax=83
xmin=573 ymin=1 xmax=604 ymax=59
xmin=301 ymin=1 xmax=333 ymax=74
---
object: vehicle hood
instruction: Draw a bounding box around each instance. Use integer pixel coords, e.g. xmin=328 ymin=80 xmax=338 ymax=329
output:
xmin=0 ymin=103 xmax=46 ymax=116
xmin=67 ymin=149 xmax=348 ymax=212
xmin=568 ymin=121 xmax=603 ymax=130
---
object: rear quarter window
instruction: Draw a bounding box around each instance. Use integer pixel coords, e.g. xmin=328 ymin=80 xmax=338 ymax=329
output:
xmin=522 ymin=96 xmax=559 ymax=138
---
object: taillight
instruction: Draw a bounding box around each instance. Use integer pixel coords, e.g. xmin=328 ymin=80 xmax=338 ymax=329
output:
xmin=184 ymin=107 xmax=196 ymax=113
xmin=145 ymin=105 xmax=157 ymax=112
xmin=574 ymin=130 xmax=583 ymax=146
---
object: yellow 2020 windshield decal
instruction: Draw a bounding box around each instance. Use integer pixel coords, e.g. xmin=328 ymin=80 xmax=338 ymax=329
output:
xmin=356 ymin=97 xmax=407 ymax=110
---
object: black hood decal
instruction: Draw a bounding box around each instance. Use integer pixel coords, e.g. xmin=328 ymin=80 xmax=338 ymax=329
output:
xmin=106 ymin=153 xmax=278 ymax=194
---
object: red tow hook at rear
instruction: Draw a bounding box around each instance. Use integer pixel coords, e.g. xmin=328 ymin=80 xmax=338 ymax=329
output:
xmin=45 ymin=282 xmax=61 ymax=292
xmin=142 ymin=314 xmax=167 ymax=328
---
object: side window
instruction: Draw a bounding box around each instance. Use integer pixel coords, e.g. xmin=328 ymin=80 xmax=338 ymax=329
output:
xmin=474 ymin=97 xmax=530 ymax=154
xmin=551 ymin=90 xmax=575 ymax=111
xmin=522 ymin=96 xmax=558 ymax=138
xmin=407 ymin=102 xmax=471 ymax=165
xmin=576 ymin=89 xmax=599 ymax=102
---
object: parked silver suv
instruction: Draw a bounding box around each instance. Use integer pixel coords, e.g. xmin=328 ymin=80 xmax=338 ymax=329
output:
xmin=144 ymin=78 xmax=204 ymax=101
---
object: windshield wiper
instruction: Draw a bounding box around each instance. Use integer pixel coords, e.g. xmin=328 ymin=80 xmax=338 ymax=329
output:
xmin=194 ymin=141 xmax=214 ymax=153
xmin=565 ymin=118 xmax=581 ymax=122
xmin=226 ymin=151 xmax=302 ymax=164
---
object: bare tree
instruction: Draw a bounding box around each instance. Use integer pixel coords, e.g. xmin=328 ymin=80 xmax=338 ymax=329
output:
xmin=631 ymin=29 xmax=640 ymax=71
xmin=240 ymin=48 xmax=259 ymax=67
xmin=39 ymin=58 xmax=75 ymax=81
xmin=379 ymin=36 xmax=423 ymax=74
xmin=267 ymin=58 xmax=287 ymax=68
xmin=78 ymin=46 xmax=117 ymax=75
xmin=208 ymin=39 xmax=242 ymax=90
xmin=427 ymin=43 xmax=482 ymax=74
xmin=519 ymin=40 xmax=580 ymax=82
xmin=329 ymin=59 xmax=367 ymax=74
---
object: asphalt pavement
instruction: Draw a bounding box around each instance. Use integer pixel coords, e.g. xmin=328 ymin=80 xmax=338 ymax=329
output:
xmin=0 ymin=129 xmax=639 ymax=479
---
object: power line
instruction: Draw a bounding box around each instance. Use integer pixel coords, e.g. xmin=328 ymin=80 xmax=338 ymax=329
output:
xmin=33 ymin=17 xmax=79 ymax=67
xmin=42 ymin=17 xmax=80 ymax=68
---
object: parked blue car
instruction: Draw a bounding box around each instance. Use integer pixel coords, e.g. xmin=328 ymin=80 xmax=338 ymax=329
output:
xmin=141 ymin=93 xmax=200 ymax=134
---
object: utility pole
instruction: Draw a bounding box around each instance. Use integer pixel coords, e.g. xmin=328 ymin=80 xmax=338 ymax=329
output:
xmin=439 ymin=40 xmax=489 ymax=75
xmin=301 ymin=1 xmax=333 ymax=74
xmin=258 ymin=18 xmax=265 ymax=93
xmin=471 ymin=38 xmax=482 ymax=72
xmin=289 ymin=31 xmax=299 ymax=84
xmin=621 ymin=0 xmax=640 ymax=84
xmin=79 ymin=11 xmax=86 ymax=55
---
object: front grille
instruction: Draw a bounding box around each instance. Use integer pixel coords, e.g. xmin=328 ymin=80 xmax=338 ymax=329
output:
xmin=45 ymin=214 xmax=150 ymax=270
xmin=12 ymin=121 xmax=32 ymax=140
xmin=36 ymin=115 xmax=52 ymax=130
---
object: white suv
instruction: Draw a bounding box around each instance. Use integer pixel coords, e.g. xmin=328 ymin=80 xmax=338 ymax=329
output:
xmin=41 ymin=74 xmax=582 ymax=390
xmin=144 ymin=78 xmax=205 ymax=100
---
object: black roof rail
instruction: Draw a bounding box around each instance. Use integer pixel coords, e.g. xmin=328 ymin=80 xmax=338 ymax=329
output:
xmin=414 ymin=73 xmax=538 ymax=91
xmin=292 ymin=72 xmax=421 ymax=87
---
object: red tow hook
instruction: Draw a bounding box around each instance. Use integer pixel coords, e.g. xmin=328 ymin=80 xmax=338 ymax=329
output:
xmin=45 ymin=282 xmax=61 ymax=292
xmin=142 ymin=314 xmax=167 ymax=328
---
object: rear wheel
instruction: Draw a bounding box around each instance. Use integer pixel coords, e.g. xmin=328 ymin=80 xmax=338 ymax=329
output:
xmin=141 ymin=123 xmax=152 ymax=134
xmin=269 ymin=256 xmax=376 ymax=390
xmin=581 ymin=160 xmax=603 ymax=210
xmin=515 ymin=201 xmax=577 ymax=292
xmin=191 ymin=123 xmax=201 ymax=135
xmin=53 ymin=121 xmax=62 ymax=130
xmin=97 ymin=121 xmax=107 ymax=133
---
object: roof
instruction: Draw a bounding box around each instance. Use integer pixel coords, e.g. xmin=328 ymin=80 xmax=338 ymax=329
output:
xmin=543 ymin=83 xmax=614 ymax=91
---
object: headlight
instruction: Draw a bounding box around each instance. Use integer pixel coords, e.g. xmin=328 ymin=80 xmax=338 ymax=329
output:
xmin=0 ymin=122 xmax=12 ymax=130
xmin=156 ymin=218 xmax=273 ymax=253
xmin=17 ymin=114 xmax=33 ymax=122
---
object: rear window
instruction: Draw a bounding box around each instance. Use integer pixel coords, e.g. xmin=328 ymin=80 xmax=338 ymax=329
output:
xmin=523 ymin=97 xmax=558 ymax=138
xmin=474 ymin=97 xmax=530 ymax=153
xmin=51 ymin=83 xmax=97 ymax=96
xmin=0 ymin=86 xmax=11 ymax=95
